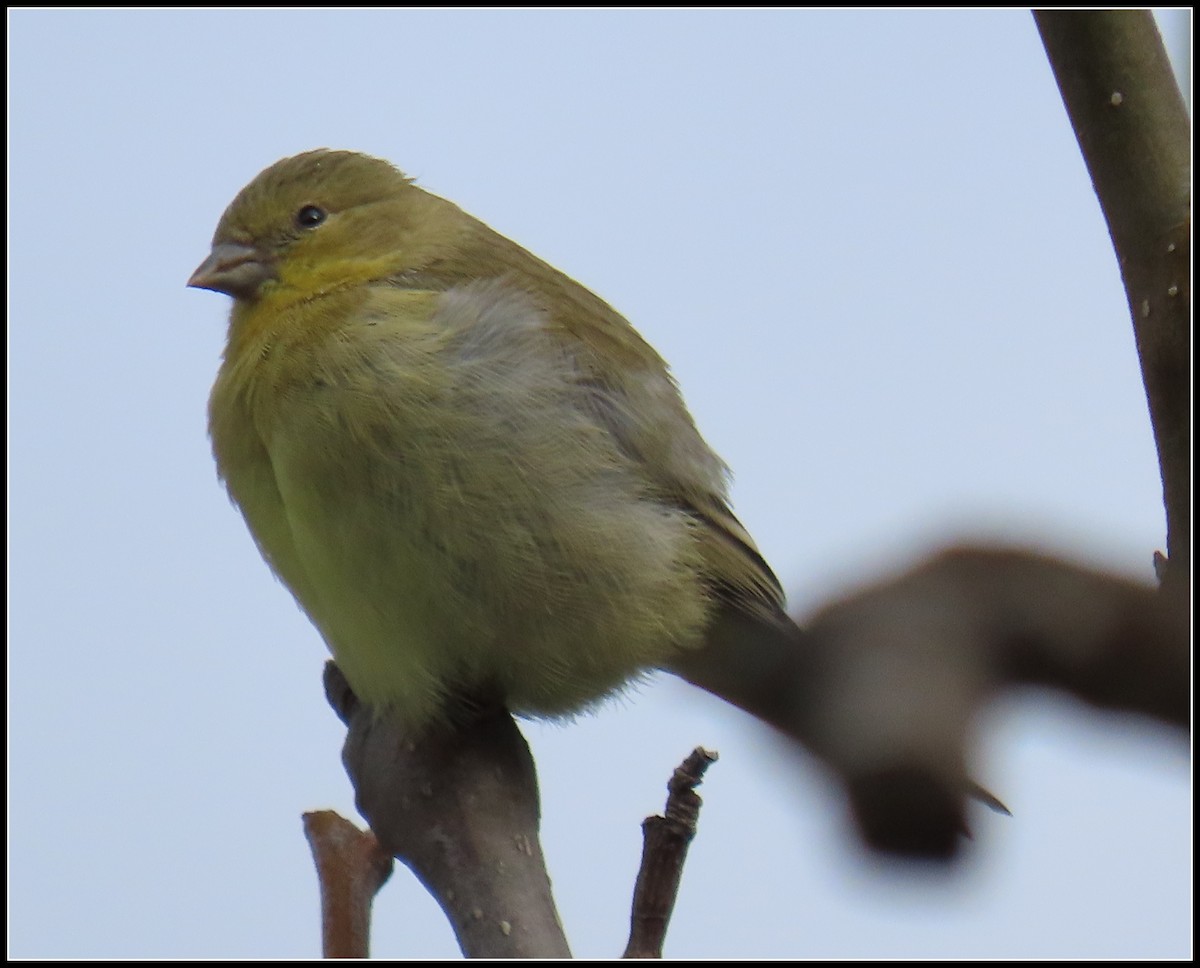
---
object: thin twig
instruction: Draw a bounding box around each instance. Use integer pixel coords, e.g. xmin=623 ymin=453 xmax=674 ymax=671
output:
xmin=301 ymin=810 xmax=394 ymax=958
xmin=624 ymin=748 xmax=718 ymax=958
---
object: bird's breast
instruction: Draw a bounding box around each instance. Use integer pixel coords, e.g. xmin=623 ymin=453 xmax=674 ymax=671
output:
xmin=208 ymin=278 xmax=715 ymax=721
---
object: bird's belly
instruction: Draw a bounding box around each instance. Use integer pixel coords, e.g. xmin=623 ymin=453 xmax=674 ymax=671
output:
xmin=251 ymin=433 xmax=713 ymax=726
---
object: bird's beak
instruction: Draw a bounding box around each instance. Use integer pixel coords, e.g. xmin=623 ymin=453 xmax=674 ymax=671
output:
xmin=188 ymin=242 xmax=276 ymax=300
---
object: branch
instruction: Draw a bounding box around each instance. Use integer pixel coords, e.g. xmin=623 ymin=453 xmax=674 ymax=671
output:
xmin=624 ymin=748 xmax=718 ymax=958
xmin=788 ymin=9 xmax=1192 ymax=861
xmin=799 ymin=546 xmax=1189 ymax=855
xmin=1034 ymin=10 xmax=1192 ymax=597
xmin=324 ymin=663 xmax=571 ymax=959
xmin=302 ymin=810 xmax=394 ymax=958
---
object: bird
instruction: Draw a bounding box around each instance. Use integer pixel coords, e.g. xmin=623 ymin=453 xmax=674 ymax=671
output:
xmin=189 ymin=149 xmax=808 ymax=738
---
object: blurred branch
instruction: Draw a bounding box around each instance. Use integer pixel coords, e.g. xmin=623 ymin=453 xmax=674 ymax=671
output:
xmin=794 ymin=7 xmax=1193 ymax=862
xmin=324 ymin=663 xmax=571 ymax=959
xmin=799 ymin=546 xmax=1189 ymax=855
xmin=1034 ymin=10 xmax=1192 ymax=597
xmin=624 ymin=748 xmax=718 ymax=958
xmin=302 ymin=810 xmax=394 ymax=958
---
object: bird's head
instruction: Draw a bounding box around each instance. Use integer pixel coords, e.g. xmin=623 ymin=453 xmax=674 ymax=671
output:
xmin=188 ymin=149 xmax=455 ymax=302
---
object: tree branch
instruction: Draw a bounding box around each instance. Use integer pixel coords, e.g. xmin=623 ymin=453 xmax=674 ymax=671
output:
xmin=624 ymin=748 xmax=718 ymax=958
xmin=302 ymin=810 xmax=394 ymax=958
xmin=324 ymin=663 xmax=571 ymax=958
xmin=799 ymin=546 xmax=1188 ymax=855
xmin=1034 ymin=10 xmax=1192 ymax=597
xmin=789 ymin=9 xmax=1193 ymax=860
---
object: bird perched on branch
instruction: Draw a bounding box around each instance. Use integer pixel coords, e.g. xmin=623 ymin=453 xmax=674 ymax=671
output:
xmin=192 ymin=150 xmax=1006 ymax=857
xmin=191 ymin=149 xmax=805 ymax=735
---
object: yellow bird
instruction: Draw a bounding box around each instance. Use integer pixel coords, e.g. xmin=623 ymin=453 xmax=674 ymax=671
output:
xmin=190 ymin=149 xmax=805 ymax=734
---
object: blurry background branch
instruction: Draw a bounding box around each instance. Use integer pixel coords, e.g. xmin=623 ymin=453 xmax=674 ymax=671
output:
xmin=798 ymin=546 xmax=1188 ymax=856
xmin=792 ymin=7 xmax=1191 ymax=856
xmin=790 ymin=6 xmax=1191 ymax=858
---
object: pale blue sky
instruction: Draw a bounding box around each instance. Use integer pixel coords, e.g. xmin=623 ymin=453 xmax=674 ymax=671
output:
xmin=9 ymin=9 xmax=1191 ymax=958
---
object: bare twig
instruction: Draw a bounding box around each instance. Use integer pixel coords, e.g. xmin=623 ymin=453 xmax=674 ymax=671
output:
xmin=1034 ymin=10 xmax=1192 ymax=597
xmin=301 ymin=810 xmax=394 ymax=958
xmin=624 ymin=748 xmax=718 ymax=958
xmin=324 ymin=663 xmax=571 ymax=959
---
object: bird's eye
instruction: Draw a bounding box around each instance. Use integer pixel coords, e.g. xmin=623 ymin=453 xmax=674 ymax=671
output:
xmin=295 ymin=205 xmax=327 ymax=229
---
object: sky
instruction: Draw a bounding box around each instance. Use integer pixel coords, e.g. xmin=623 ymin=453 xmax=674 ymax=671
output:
xmin=8 ymin=8 xmax=1192 ymax=959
